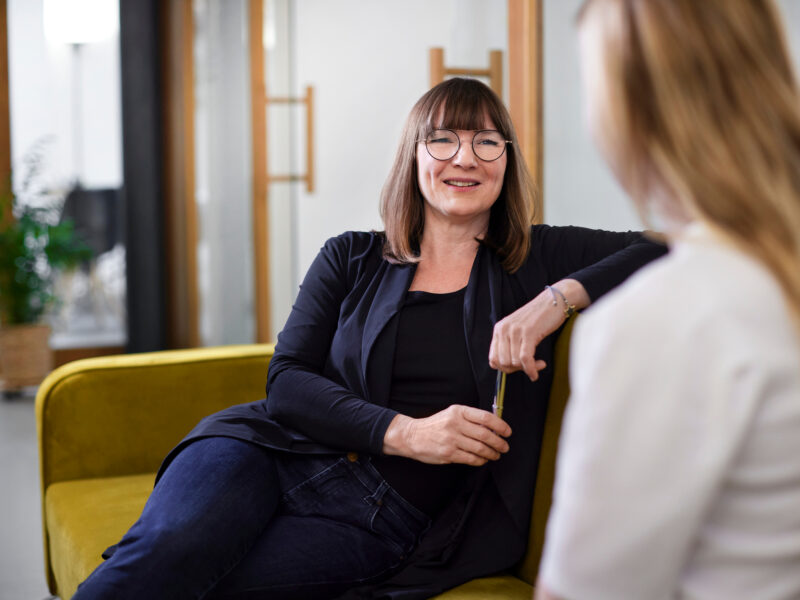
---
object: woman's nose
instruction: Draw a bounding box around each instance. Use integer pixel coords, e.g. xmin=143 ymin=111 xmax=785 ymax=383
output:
xmin=451 ymin=137 xmax=478 ymax=166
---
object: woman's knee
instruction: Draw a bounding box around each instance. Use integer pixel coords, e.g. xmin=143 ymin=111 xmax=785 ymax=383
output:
xmin=139 ymin=438 xmax=282 ymax=545
xmin=158 ymin=438 xmax=279 ymax=498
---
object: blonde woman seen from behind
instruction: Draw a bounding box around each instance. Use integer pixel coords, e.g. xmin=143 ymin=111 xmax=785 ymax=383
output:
xmin=537 ymin=1 xmax=800 ymax=599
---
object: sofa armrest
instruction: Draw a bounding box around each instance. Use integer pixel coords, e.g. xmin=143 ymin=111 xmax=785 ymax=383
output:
xmin=36 ymin=344 xmax=274 ymax=490
xmin=516 ymin=315 xmax=578 ymax=584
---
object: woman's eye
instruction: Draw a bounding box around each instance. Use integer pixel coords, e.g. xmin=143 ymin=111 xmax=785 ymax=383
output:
xmin=430 ymin=137 xmax=455 ymax=144
xmin=477 ymin=139 xmax=500 ymax=146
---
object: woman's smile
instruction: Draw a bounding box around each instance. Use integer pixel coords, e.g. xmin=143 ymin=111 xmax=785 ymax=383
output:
xmin=443 ymin=177 xmax=480 ymax=189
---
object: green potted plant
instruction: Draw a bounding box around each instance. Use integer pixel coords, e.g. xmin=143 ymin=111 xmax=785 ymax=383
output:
xmin=0 ymin=147 xmax=91 ymax=393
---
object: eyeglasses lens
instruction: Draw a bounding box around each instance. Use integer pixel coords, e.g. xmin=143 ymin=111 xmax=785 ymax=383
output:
xmin=425 ymin=130 xmax=460 ymax=160
xmin=473 ymin=130 xmax=506 ymax=161
xmin=425 ymin=129 xmax=506 ymax=161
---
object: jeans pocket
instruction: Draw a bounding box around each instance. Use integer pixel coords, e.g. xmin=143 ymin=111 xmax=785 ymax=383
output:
xmin=363 ymin=482 xmax=428 ymax=558
xmin=280 ymin=455 xmax=429 ymax=562
xmin=280 ymin=456 xmax=351 ymax=515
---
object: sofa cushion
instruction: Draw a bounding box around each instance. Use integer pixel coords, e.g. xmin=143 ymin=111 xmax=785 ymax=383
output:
xmin=432 ymin=574 xmax=533 ymax=598
xmin=45 ymin=473 xmax=155 ymax=599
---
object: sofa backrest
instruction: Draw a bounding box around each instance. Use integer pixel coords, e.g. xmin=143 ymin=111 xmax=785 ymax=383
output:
xmin=36 ymin=344 xmax=275 ymax=489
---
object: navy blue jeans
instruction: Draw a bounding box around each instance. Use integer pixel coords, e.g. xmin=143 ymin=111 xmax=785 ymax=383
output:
xmin=73 ymin=437 xmax=430 ymax=599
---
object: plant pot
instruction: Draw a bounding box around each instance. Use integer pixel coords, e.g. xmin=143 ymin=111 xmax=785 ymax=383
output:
xmin=0 ymin=323 xmax=53 ymax=390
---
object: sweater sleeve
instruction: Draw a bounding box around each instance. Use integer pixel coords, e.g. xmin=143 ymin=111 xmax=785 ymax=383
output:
xmin=265 ymin=233 xmax=398 ymax=454
xmin=533 ymin=225 xmax=667 ymax=301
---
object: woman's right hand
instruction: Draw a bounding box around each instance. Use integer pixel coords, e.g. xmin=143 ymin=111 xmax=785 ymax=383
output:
xmin=382 ymin=406 xmax=511 ymax=466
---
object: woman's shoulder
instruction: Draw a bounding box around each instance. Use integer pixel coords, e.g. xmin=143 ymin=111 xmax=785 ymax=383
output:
xmin=326 ymin=230 xmax=384 ymax=247
xmin=312 ymin=231 xmax=390 ymax=287
xmin=321 ymin=230 xmax=385 ymax=261
xmin=527 ymin=222 xmax=640 ymax=245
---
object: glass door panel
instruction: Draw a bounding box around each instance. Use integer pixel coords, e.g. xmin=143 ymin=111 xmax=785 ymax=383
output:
xmin=7 ymin=0 xmax=127 ymax=353
xmin=193 ymin=0 xmax=256 ymax=345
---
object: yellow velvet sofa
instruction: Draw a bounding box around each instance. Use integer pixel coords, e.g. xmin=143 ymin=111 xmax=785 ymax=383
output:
xmin=36 ymin=317 xmax=576 ymax=599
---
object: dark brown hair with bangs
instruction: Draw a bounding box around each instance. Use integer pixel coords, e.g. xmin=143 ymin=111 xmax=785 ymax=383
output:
xmin=379 ymin=77 xmax=536 ymax=273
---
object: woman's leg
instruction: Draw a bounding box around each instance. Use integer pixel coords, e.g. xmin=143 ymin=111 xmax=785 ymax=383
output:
xmin=207 ymin=454 xmax=431 ymax=599
xmin=74 ymin=437 xmax=281 ymax=600
xmin=208 ymin=515 xmax=404 ymax=599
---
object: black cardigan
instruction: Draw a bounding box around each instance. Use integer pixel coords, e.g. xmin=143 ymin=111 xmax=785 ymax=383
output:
xmin=160 ymin=225 xmax=666 ymax=599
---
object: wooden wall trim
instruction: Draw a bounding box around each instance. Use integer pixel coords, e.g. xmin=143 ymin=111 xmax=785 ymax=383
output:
xmin=508 ymin=0 xmax=544 ymax=224
xmin=250 ymin=0 xmax=270 ymax=343
xmin=162 ymin=0 xmax=200 ymax=348
xmin=429 ymin=47 xmax=504 ymax=98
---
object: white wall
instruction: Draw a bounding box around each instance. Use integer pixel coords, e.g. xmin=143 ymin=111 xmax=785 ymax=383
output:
xmin=7 ymin=0 xmax=122 ymax=193
xmin=265 ymin=0 xmax=296 ymax=343
xmin=543 ymin=0 xmax=800 ymax=233
xmin=777 ymin=0 xmax=800 ymax=69
xmin=543 ymin=0 xmax=639 ymax=231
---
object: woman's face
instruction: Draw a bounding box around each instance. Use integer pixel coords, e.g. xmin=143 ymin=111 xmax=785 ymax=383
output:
xmin=416 ymin=111 xmax=507 ymax=229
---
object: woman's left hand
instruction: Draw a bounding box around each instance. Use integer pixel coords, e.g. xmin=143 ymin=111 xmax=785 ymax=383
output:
xmin=488 ymin=279 xmax=590 ymax=381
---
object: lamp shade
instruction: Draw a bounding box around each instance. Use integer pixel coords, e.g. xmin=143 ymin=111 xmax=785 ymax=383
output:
xmin=43 ymin=0 xmax=119 ymax=45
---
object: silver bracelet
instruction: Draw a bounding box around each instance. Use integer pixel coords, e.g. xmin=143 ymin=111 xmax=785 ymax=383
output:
xmin=545 ymin=285 xmax=576 ymax=317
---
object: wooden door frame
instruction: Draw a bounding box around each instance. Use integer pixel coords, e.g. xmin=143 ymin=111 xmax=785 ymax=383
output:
xmin=508 ymin=0 xmax=544 ymax=224
xmin=162 ymin=0 xmax=270 ymax=346
xmin=249 ymin=0 xmax=270 ymax=343
xmin=162 ymin=0 xmax=200 ymax=348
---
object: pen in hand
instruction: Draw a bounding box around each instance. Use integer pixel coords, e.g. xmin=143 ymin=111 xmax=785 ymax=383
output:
xmin=492 ymin=371 xmax=507 ymax=419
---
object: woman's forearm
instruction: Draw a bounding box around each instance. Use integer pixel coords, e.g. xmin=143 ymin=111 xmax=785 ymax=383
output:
xmin=550 ymin=278 xmax=591 ymax=312
xmin=267 ymin=363 xmax=397 ymax=454
xmin=488 ymin=278 xmax=590 ymax=379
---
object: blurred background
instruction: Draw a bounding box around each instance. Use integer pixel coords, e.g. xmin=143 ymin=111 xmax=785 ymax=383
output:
xmin=5 ymin=0 xmax=799 ymax=358
xmin=1 ymin=1 xmax=799 ymax=597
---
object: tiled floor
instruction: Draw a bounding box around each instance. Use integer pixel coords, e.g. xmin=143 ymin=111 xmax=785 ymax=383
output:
xmin=0 ymin=391 xmax=56 ymax=599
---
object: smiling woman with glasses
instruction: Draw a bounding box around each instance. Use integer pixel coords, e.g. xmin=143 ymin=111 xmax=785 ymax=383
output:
xmin=74 ymin=77 xmax=665 ymax=600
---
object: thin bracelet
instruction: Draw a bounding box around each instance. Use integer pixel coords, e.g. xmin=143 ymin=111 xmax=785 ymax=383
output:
xmin=545 ymin=285 xmax=576 ymax=317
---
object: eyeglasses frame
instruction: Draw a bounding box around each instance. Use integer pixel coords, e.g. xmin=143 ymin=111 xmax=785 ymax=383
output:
xmin=417 ymin=128 xmax=512 ymax=163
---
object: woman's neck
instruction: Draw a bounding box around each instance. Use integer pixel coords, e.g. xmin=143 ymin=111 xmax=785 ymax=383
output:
xmin=418 ymin=228 xmax=481 ymax=263
xmin=410 ymin=218 xmax=486 ymax=293
xmin=417 ymin=209 xmax=488 ymax=260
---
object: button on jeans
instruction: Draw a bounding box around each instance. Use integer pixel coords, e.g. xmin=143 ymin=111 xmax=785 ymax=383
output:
xmin=73 ymin=437 xmax=431 ymax=600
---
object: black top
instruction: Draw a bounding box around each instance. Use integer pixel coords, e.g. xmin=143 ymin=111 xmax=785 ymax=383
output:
xmin=372 ymin=287 xmax=479 ymax=517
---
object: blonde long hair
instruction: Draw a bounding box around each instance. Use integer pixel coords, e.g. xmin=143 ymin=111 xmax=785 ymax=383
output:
xmin=578 ymin=0 xmax=800 ymax=323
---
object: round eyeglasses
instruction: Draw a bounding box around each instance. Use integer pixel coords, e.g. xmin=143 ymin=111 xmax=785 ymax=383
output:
xmin=418 ymin=129 xmax=511 ymax=162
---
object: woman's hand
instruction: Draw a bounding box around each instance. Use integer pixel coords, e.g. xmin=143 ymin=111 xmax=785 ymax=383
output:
xmin=489 ymin=279 xmax=590 ymax=381
xmin=382 ymin=406 xmax=512 ymax=466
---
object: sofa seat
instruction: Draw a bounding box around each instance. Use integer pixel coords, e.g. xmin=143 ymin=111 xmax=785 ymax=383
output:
xmin=45 ymin=473 xmax=155 ymax=596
